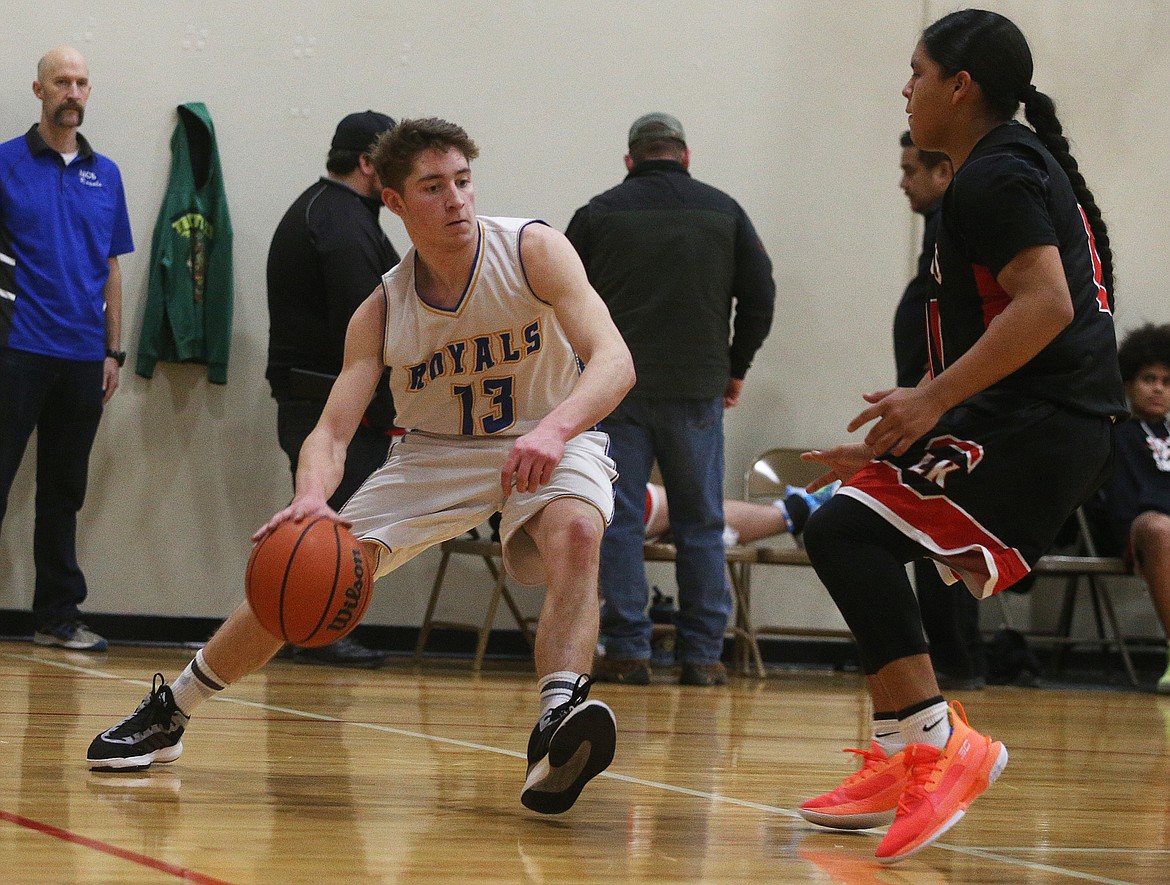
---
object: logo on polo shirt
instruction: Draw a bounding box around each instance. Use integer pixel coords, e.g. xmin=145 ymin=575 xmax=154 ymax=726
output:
xmin=79 ymin=169 xmax=102 ymax=187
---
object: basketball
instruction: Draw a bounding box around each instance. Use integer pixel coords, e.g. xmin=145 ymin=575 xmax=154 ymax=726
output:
xmin=245 ymin=518 xmax=373 ymax=648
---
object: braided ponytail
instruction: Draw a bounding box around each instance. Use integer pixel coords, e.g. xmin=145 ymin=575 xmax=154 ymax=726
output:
xmin=924 ymin=9 xmax=1114 ymax=302
xmin=1021 ymin=88 xmax=1114 ymax=300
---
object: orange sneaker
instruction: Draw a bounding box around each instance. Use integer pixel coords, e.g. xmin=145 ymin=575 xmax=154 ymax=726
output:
xmin=798 ymin=741 xmax=909 ymax=829
xmin=875 ymin=702 xmax=1008 ymax=864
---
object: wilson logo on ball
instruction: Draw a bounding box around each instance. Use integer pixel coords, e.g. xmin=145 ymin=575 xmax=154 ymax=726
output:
xmin=327 ymin=548 xmax=368 ymax=633
xmin=245 ymin=518 xmax=373 ymax=647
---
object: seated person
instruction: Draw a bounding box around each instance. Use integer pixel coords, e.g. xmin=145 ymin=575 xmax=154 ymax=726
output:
xmin=1086 ymin=322 xmax=1170 ymax=694
xmin=644 ymin=481 xmax=838 ymax=546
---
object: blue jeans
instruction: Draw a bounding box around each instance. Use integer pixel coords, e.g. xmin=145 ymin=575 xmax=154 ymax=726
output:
xmin=0 ymin=347 xmax=104 ymax=629
xmin=599 ymin=396 xmax=728 ymax=665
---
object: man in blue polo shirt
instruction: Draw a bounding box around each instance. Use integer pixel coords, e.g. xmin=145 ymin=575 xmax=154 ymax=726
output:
xmin=0 ymin=46 xmax=134 ymax=651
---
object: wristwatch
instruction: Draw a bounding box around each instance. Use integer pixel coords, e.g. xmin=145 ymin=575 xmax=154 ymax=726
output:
xmin=105 ymin=348 xmax=126 ymax=367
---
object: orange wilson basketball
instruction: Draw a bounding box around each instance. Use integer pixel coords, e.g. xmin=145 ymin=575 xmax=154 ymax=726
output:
xmin=245 ymin=518 xmax=373 ymax=648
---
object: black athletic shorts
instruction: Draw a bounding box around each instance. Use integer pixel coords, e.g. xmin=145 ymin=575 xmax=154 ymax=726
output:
xmin=839 ymin=390 xmax=1114 ymax=598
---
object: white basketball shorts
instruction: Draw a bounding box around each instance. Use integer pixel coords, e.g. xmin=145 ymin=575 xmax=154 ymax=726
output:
xmin=340 ymin=429 xmax=617 ymax=586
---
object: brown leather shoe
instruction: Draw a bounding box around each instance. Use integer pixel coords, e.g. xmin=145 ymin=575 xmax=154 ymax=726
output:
xmin=679 ymin=661 xmax=728 ymax=686
xmin=592 ymin=656 xmax=651 ymax=685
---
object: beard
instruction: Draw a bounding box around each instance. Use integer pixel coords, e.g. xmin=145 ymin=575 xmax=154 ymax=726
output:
xmin=52 ymin=103 xmax=85 ymax=127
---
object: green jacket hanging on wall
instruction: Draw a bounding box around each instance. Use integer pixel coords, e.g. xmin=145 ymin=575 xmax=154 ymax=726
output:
xmin=137 ymin=102 xmax=233 ymax=383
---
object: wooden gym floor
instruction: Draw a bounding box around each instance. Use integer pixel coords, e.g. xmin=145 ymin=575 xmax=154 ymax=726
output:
xmin=1 ymin=641 xmax=1167 ymax=884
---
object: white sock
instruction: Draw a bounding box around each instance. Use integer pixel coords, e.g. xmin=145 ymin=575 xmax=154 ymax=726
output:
xmin=872 ymin=715 xmax=903 ymax=756
xmin=170 ymin=648 xmax=228 ymax=716
xmin=538 ymin=671 xmax=581 ymax=728
xmin=899 ymin=700 xmax=951 ymax=750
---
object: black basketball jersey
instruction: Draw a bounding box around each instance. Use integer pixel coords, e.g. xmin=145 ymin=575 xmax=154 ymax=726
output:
xmin=893 ymin=201 xmax=941 ymax=388
xmin=929 ymin=122 xmax=1126 ymax=419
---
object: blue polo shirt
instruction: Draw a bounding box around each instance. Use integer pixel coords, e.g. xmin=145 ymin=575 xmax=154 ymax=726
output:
xmin=0 ymin=125 xmax=134 ymax=360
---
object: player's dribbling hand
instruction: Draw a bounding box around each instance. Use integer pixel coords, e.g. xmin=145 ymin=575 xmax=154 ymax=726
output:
xmin=847 ymin=386 xmax=945 ymax=457
xmin=501 ymin=427 xmax=565 ymax=496
xmin=802 ymin=443 xmax=873 ymax=491
xmin=251 ymin=495 xmax=350 ymax=543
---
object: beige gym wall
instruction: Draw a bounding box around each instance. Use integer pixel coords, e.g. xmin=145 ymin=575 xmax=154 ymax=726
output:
xmin=1 ymin=1 xmax=1164 ymax=641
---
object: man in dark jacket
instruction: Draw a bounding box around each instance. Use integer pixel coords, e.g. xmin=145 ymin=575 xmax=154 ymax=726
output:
xmin=265 ymin=111 xmax=401 ymax=667
xmin=894 ymin=131 xmax=987 ymax=691
xmin=566 ymin=113 xmax=775 ymax=686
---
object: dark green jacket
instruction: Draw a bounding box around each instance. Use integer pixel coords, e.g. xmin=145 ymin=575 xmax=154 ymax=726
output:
xmin=137 ymin=102 xmax=233 ymax=383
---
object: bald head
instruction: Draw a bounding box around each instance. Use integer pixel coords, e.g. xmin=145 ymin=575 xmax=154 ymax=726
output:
xmin=33 ymin=46 xmax=90 ymax=136
xmin=37 ymin=46 xmax=88 ymax=84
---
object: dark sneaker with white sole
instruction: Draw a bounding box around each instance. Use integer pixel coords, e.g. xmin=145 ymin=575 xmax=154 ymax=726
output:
xmin=87 ymin=674 xmax=190 ymax=771
xmin=521 ymin=676 xmax=616 ymax=814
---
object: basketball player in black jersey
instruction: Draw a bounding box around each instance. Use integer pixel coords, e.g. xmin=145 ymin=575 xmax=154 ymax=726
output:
xmin=794 ymin=9 xmax=1127 ymax=864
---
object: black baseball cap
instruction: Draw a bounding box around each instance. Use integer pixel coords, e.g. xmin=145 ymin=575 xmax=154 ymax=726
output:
xmin=331 ymin=110 xmax=396 ymax=153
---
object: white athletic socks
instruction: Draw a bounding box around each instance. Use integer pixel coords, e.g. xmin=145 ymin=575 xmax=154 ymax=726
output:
xmin=872 ymin=715 xmax=904 ymax=757
xmin=170 ymin=648 xmax=228 ymax=716
xmin=899 ymin=700 xmax=951 ymax=750
xmin=538 ymin=671 xmax=581 ymax=728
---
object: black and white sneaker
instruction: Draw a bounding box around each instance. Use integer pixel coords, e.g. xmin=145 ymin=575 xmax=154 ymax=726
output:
xmin=87 ymin=674 xmax=190 ymax=771
xmin=521 ymin=676 xmax=616 ymax=814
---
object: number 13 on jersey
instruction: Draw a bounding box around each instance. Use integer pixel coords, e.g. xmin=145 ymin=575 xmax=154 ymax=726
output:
xmin=453 ymin=376 xmax=516 ymax=435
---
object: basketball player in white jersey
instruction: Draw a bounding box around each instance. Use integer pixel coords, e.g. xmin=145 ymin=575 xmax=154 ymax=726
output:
xmin=88 ymin=119 xmax=636 ymax=816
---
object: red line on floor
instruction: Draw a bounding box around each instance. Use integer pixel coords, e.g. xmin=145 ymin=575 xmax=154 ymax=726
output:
xmin=0 ymin=808 xmax=233 ymax=884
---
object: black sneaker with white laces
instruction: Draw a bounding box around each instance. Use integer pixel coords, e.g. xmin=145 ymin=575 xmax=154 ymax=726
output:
xmin=520 ymin=675 xmax=616 ymax=814
xmin=87 ymin=674 xmax=190 ymax=771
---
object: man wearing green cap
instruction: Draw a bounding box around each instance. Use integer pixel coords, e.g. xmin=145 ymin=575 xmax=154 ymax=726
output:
xmin=566 ymin=112 xmax=776 ymax=686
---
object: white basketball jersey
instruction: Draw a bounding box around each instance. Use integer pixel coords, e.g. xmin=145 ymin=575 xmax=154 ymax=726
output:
xmin=382 ymin=217 xmax=582 ymax=436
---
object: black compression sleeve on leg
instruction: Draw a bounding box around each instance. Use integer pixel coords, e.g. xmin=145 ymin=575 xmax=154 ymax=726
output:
xmin=785 ymin=494 xmax=811 ymax=534
xmin=802 ymin=495 xmax=931 ymax=674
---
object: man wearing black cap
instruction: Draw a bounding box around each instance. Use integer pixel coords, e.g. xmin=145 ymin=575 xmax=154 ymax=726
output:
xmin=264 ymin=110 xmax=400 ymax=667
xmin=566 ymin=112 xmax=776 ymax=686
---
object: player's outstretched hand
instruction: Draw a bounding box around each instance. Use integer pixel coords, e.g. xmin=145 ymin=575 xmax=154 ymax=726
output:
xmin=802 ymin=443 xmax=874 ymax=492
xmin=847 ymin=386 xmax=945 ymax=457
xmin=251 ymin=495 xmax=350 ymax=543
xmin=502 ymin=425 xmax=566 ymax=496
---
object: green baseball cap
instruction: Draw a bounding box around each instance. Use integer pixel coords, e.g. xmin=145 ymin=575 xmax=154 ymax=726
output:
xmin=628 ymin=112 xmax=686 ymax=148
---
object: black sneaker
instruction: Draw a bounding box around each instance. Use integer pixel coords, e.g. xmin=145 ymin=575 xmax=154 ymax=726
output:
xmin=87 ymin=674 xmax=190 ymax=771
xmin=521 ymin=676 xmax=616 ymax=814
xmin=285 ymin=635 xmax=390 ymax=669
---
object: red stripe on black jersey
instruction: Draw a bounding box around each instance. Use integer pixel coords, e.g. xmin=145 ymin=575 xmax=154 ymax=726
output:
xmin=842 ymin=460 xmax=1030 ymax=598
xmin=926 ymin=299 xmax=943 ymax=378
xmin=1076 ymin=204 xmax=1111 ymax=314
xmin=972 ymin=264 xmax=1010 ymax=328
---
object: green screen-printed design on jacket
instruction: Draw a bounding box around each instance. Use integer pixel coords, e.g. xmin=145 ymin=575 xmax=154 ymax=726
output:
xmin=137 ymin=102 xmax=233 ymax=383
